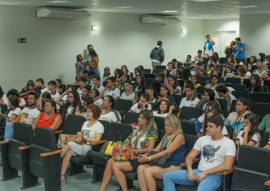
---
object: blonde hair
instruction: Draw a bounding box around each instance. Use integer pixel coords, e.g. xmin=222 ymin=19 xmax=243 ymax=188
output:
xmin=164 ymin=115 xmax=183 ymax=146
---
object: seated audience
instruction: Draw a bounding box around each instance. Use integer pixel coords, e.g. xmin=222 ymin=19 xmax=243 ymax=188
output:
xmin=198 ymin=109 xmax=228 ymax=137
xmin=99 ymin=110 xmax=157 ymax=191
xmin=253 ymin=60 xmax=268 ymax=78
xmin=134 ymin=75 xmax=145 ymax=94
xmin=215 ymin=84 xmax=236 ymax=113
xmin=157 ymin=86 xmax=177 ymax=109
xmin=91 ymin=75 xmax=104 ymax=93
xmin=191 ymin=76 xmax=201 ymax=89
xmin=101 ymin=77 xmax=121 ymax=100
xmin=129 ymin=94 xmax=152 ymax=113
xmin=259 ymin=114 xmax=270 ymax=133
xmin=224 ymin=97 xmax=251 ymax=139
xmin=4 ymin=92 xmax=40 ymax=140
xmin=90 ymin=89 xmax=103 ymax=107
xmin=101 ymin=67 xmax=112 ymax=83
xmin=32 ymin=100 xmax=62 ymax=130
xmin=153 ymin=100 xmax=175 ymax=117
xmin=205 ymin=75 xmax=218 ymax=90
xmin=120 ymin=80 xmax=138 ymax=105
xmin=178 ymin=83 xmax=200 ymax=116
xmin=40 ymin=91 xmax=52 ymax=111
xmin=75 ymin=96 xmax=93 ymax=118
xmin=145 ymin=86 xmax=156 ymax=104
xmin=195 ymin=88 xmax=221 ymax=112
xmin=249 ymin=74 xmax=265 ymax=93
xmin=61 ymin=104 xmax=104 ymax=185
xmin=138 ymin=115 xmax=186 ymax=191
xmin=4 ymin=89 xmax=26 ymax=107
xmin=35 ymin=78 xmax=48 ymax=95
xmin=48 ymin=80 xmax=61 ymax=111
xmin=163 ymin=115 xmax=236 ymax=191
xmin=77 ymin=76 xmax=87 ymax=95
xmin=235 ymin=113 xmax=260 ymax=147
xmin=81 ymin=85 xmax=91 ymax=102
xmin=99 ymin=95 xmax=121 ymax=123
xmin=55 ymin=89 xmax=82 ymax=115
xmin=164 ymin=76 xmax=182 ymax=95
xmin=19 ymin=80 xmax=35 ymax=99
xmin=152 ymin=73 xmax=164 ymax=94
xmin=55 ymin=79 xmax=65 ymax=95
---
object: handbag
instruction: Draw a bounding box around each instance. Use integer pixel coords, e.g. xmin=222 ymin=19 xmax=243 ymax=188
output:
xmin=104 ymin=141 xmax=115 ymax=156
xmin=112 ymin=132 xmax=134 ymax=161
xmin=57 ymin=133 xmax=84 ymax=148
xmin=147 ymin=151 xmax=171 ymax=168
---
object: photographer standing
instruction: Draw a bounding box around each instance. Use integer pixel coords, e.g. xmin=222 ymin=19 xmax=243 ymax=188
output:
xmin=203 ymin=35 xmax=215 ymax=57
xmin=234 ymin=37 xmax=245 ymax=61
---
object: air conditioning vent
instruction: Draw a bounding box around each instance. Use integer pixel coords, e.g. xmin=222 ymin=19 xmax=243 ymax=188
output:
xmin=141 ymin=15 xmax=180 ymax=25
xmin=35 ymin=7 xmax=91 ymax=20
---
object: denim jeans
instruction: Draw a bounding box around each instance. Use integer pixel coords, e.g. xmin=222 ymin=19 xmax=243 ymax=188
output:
xmin=190 ymin=118 xmax=202 ymax=135
xmin=163 ymin=169 xmax=222 ymax=191
xmin=4 ymin=122 xmax=14 ymax=140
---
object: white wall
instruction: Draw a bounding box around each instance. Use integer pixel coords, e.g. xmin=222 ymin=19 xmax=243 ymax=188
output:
xmin=240 ymin=14 xmax=270 ymax=57
xmin=0 ymin=5 xmax=206 ymax=92
xmin=204 ymin=19 xmax=239 ymax=35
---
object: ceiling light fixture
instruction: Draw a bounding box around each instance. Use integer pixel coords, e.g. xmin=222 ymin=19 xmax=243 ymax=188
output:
xmin=236 ymin=5 xmax=258 ymax=8
xmin=51 ymin=0 xmax=69 ymax=3
xmin=193 ymin=0 xmax=220 ymax=2
xmin=91 ymin=25 xmax=98 ymax=31
xmin=162 ymin=10 xmax=178 ymax=13
xmin=115 ymin=6 xmax=131 ymax=9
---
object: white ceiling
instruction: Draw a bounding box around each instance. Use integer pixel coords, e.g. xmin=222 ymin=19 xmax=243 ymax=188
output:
xmin=0 ymin=0 xmax=270 ymax=19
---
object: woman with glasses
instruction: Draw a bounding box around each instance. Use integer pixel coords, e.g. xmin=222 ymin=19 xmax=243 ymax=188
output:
xmin=55 ymin=89 xmax=82 ymax=115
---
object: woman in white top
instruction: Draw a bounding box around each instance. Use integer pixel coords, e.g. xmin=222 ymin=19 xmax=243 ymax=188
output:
xmin=1 ymin=95 xmax=21 ymax=122
xmin=120 ymin=80 xmax=138 ymax=105
xmin=129 ymin=94 xmax=152 ymax=113
xmin=61 ymin=104 xmax=104 ymax=184
xmin=90 ymin=89 xmax=103 ymax=108
xmin=198 ymin=109 xmax=228 ymax=137
xmin=98 ymin=95 xmax=121 ymax=123
xmin=153 ymin=100 xmax=174 ymax=118
xmin=235 ymin=113 xmax=260 ymax=147
xmin=55 ymin=89 xmax=82 ymax=115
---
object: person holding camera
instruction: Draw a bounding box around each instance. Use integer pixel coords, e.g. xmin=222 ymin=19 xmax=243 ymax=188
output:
xmin=234 ymin=37 xmax=245 ymax=61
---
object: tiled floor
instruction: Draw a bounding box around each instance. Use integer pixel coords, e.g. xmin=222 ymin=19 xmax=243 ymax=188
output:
xmin=0 ymin=166 xmax=140 ymax=191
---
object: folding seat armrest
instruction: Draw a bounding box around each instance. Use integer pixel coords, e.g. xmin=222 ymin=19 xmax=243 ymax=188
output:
xmin=40 ymin=150 xmax=61 ymax=157
xmin=18 ymin=145 xmax=30 ymax=151
xmin=221 ymin=168 xmax=234 ymax=175
xmin=180 ymin=158 xmax=199 ymax=167
xmin=0 ymin=140 xmax=9 ymax=145
xmin=91 ymin=140 xmax=106 ymax=146
xmin=55 ymin=130 xmax=63 ymax=134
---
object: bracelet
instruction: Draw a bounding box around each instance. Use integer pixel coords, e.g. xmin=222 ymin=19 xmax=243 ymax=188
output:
xmin=148 ymin=157 xmax=151 ymax=162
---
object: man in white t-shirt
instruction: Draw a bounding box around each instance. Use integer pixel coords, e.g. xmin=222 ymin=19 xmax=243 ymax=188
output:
xmin=48 ymin=80 xmax=61 ymax=111
xmin=102 ymin=77 xmax=120 ymax=100
xmin=164 ymin=115 xmax=236 ymax=191
xmin=178 ymin=84 xmax=200 ymax=116
xmin=4 ymin=92 xmax=40 ymax=140
xmin=91 ymin=75 xmax=104 ymax=94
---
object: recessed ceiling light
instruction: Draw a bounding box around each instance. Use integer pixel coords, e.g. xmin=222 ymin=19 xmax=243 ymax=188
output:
xmin=162 ymin=10 xmax=178 ymax=13
xmin=51 ymin=0 xmax=69 ymax=3
xmin=236 ymin=5 xmax=258 ymax=8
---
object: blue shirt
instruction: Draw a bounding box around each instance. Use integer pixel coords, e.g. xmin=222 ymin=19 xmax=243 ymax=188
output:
xmin=234 ymin=43 xmax=245 ymax=59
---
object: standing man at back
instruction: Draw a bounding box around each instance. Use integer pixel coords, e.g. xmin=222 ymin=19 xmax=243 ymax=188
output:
xmin=150 ymin=40 xmax=164 ymax=69
xmin=203 ymin=35 xmax=215 ymax=57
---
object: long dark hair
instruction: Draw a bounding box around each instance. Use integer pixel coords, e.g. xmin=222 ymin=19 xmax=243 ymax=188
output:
xmin=243 ymin=113 xmax=260 ymax=143
xmin=62 ymin=90 xmax=82 ymax=114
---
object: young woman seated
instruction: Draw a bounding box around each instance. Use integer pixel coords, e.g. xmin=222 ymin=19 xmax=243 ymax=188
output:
xmin=235 ymin=113 xmax=261 ymax=147
xmin=198 ymin=109 xmax=228 ymax=137
xmin=153 ymin=100 xmax=175 ymax=118
xmin=156 ymin=86 xmax=178 ymax=110
xmin=249 ymin=74 xmax=265 ymax=93
xmin=137 ymin=115 xmax=186 ymax=191
xmin=55 ymin=89 xmax=82 ymax=115
xmin=90 ymin=89 xmax=103 ymax=108
xmin=61 ymin=104 xmax=104 ymax=184
xmin=120 ymin=80 xmax=138 ymax=105
xmin=99 ymin=110 xmax=157 ymax=191
xmin=134 ymin=75 xmax=146 ymax=94
xmin=195 ymin=88 xmax=221 ymax=112
xmin=32 ymin=100 xmax=62 ymax=131
xmin=129 ymin=94 xmax=152 ymax=113
xmin=164 ymin=76 xmax=182 ymax=95
xmin=99 ymin=95 xmax=121 ymax=123
xmin=75 ymin=96 xmax=93 ymax=118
